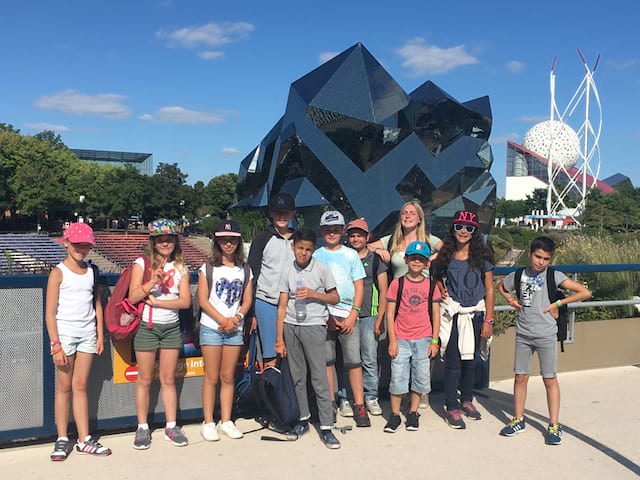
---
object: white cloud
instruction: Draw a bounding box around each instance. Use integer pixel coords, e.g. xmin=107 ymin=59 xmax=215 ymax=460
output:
xmin=139 ymin=106 xmax=224 ymax=124
xmin=221 ymin=147 xmax=239 ymax=155
xmin=506 ymin=60 xmax=525 ymax=74
xmin=608 ymin=59 xmax=640 ymax=70
xmin=491 ymin=133 xmax=521 ymax=144
xmin=25 ymin=122 xmax=70 ymax=133
xmin=516 ymin=115 xmax=548 ymax=123
xmin=198 ymin=50 xmax=224 ymax=60
xmin=156 ymin=22 xmax=254 ymax=49
xmin=319 ymin=51 xmax=339 ymax=64
xmin=35 ymin=90 xmax=131 ymax=119
xmin=397 ymin=38 xmax=478 ymax=76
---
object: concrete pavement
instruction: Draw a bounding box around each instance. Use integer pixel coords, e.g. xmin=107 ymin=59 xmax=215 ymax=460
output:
xmin=2 ymin=365 xmax=639 ymax=479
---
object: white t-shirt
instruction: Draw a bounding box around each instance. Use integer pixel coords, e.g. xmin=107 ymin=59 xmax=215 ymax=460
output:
xmin=199 ymin=263 xmax=252 ymax=332
xmin=135 ymin=257 xmax=185 ymax=325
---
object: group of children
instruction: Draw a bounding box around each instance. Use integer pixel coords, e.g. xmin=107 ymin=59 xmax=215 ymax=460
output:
xmin=45 ymin=195 xmax=591 ymax=459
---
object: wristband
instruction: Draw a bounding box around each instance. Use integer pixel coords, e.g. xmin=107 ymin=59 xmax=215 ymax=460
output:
xmin=141 ymin=284 xmax=150 ymax=296
xmin=556 ymin=300 xmax=563 ymax=308
xmin=50 ymin=339 xmax=61 ymax=347
xmin=431 ymin=338 xmax=439 ymax=344
xmin=236 ymin=312 xmax=245 ymax=320
xmin=484 ymin=319 xmax=494 ymax=325
xmin=352 ymin=306 xmax=362 ymax=312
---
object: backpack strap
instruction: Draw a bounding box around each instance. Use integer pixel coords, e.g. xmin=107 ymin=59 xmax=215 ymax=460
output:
xmin=142 ymin=256 xmax=153 ymax=329
xmin=205 ymin=262 xmax=214 ymax=296
xmin=394 ymin=275 xmax=404 ymax=319
xmin=514 ymin=267 xmax=524 ymax=301
xmin=241 ymin=263 xmax=250 ymax=296
xmin=88 ymin=261 xmax=99 ymax=308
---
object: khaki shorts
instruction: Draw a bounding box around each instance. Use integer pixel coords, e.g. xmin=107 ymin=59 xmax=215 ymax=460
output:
xmin=134 ymin=322 xmax=182 ymax=351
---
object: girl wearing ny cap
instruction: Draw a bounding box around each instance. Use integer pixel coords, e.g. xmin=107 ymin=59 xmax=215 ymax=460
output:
xmin=431 ymin=211 xmax=495 ymax=430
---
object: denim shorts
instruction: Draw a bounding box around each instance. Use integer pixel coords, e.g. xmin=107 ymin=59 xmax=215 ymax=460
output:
xmin=134 ymin=322 xmax=182 ymax=351
xmin=59 ymin=334 xmax=97 ymax=356
xmin=325 ymin=316 xmax=361 ymax=368
xmin=514 ymin=334 xmax=557 ymax=378
xmin=200 ymin=324 xmax=244 ymax=347
xmin=389 ymin=337 xmax=432 ymax=395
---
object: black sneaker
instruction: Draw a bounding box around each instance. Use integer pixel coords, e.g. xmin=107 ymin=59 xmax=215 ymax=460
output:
xmin=319 ymin=429 xmax=341 ymax=449
xmin=406 ymin=411 xmax=420 ymax=431
xmin=445 ymin=409 xmax=466 ymax=429
xmin=50 ymin=438 xmax=71 ymax=461
xmin=384 ymin=413 xmax=402 ymax=433
xmin=461 ymin=401 xmax=482 ymax=420
xmin=353 ymin=404 xmax=371 ymax=427
xmin=286 ymin=420 xmax=310 ymax=440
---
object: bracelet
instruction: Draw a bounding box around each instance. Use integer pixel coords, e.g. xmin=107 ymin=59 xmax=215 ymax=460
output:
xmin=484 ymin=319 xmax=494 ymax=325
xmin=556 ymin=300 xmax=563 ymax=308
xmin=431 ymin=338 xmax=439 ymax=344
xmin=141 ymin=284 xmax=150 ymax=296
xmin=50 ymin=339 xmax=61 ymax=347
xmin=352 ymin=306 xmax=362 ymax=312
xmin=236 ymin=312 xmax=245 ymax=320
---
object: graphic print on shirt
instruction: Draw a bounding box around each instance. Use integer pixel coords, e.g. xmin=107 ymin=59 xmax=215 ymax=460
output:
xmin=159 ymin=269 xmax=176 ymax=294
xmin=521 ymin=271 xmax=544 ymax=307
xmin=216 ymin=278 xmax=244 ymax=308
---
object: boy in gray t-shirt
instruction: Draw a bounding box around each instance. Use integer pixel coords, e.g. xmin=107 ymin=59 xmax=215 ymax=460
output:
xmin=497 ymin=236 xmax=591 ymax=446
xmin=275 ymin=229 xmax=342 ymax=449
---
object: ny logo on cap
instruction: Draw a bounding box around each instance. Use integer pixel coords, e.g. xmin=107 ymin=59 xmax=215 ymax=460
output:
xmin=225 ymin=224 xmax=232 ymax=231
xmin=277 ymin=196 xmax=285 ymax=206
xmin=455 ymin=211 xmax=477 ymax=223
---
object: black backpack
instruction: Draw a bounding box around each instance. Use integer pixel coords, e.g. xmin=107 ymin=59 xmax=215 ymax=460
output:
xmin=253 ymin=357 xmax=300 ymax=434
xmin=514 ymin=267 xmax=569 ymax=352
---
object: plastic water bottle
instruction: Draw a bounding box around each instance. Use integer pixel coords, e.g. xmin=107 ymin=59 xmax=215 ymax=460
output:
xmin=294 ymin=273 xmax=306 ymax=322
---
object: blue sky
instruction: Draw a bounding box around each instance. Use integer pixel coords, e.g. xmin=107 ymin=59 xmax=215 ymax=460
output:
xmin=2 ymin=0 xmax=638 ymax=198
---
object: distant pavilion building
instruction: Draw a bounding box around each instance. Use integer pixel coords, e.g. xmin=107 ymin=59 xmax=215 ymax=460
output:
xmin=71 ymin=149 xmax=154 ymax=176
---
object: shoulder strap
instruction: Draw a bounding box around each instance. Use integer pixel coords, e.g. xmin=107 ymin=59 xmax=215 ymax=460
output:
xmin=514 ymin=267 xmax=524 ymax=300
xmin=241 ymin=263 xmax=250 ymax=295
xmin=428 ymin=276 xmax=436 ymax=326
xmin=205 ymin=262 xmax=214 ymax=296
xmin=89 ymin=261 xmax=99 ymax=308
xmin=546 ymin=266 xmax=557 ymax=300
xmin=394 ymin=275 xmax=404 ymax=319
xmin=371 ymin=252 xmax=380 ymax=290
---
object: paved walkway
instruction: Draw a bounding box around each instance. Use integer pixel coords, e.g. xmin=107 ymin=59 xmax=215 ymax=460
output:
xmin=2 ymin=365 xmax=639 ymax=480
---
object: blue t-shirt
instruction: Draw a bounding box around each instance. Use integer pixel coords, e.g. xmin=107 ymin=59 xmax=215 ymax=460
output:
xmin=313 ymin=246 xmax=366 ymax=317
xmin=442 ymin=258 xmax=494 ymax=307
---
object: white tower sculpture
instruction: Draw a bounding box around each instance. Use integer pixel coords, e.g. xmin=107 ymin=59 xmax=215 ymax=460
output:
xmin=523 ymin=50 xmax=602 ymax=226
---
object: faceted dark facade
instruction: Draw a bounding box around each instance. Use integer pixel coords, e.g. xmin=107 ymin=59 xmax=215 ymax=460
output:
xmin=236 ymin=43 xmax=496 ymax=239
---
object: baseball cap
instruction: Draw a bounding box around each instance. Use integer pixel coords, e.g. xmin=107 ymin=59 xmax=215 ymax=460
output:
xmin=148 ymin=218 xmax=178 ymax=237
xmin=214 ymin=219 xmax=242 ymax=237
xmin=452 ymin=210 xmax=479 ymax=227
xmin=319 ymin=210 xmax=345 ymax=227
xmin=405 ymin=240 xmax=431 ymax=259
xmin=346 ymin=218 xmax=369 ymax=233
xmin=268 ymin=192 xmax=295 ymax=211
xmin=64 ymin=222 xmax=95 ymax=246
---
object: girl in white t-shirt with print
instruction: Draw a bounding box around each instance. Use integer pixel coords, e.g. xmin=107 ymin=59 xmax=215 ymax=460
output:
xmin=129 ymin=219 xmax=191 ymax=449
xmin=199 ymin=220 xmax=253 ymax=442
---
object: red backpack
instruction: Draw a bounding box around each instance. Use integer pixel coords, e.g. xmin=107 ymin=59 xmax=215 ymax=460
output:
xmin=105 ymin=257 xmax=152 ymax=342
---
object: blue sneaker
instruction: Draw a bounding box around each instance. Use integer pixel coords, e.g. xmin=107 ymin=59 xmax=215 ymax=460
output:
xmin=545 ymin=423 xmax=562 ymax=445
xmin=500 ymin=417 xmax=526 ymax=437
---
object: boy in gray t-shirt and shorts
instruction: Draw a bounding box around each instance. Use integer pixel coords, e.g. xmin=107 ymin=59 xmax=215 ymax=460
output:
xmin=497 ymin=236 xmax=591 ymax=445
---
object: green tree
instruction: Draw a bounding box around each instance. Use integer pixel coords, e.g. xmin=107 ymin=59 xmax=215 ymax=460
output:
xmin=202 ymin=173 xmax=238 ymax=218
xmin=146 ymin=163 xmax=190 ymax=220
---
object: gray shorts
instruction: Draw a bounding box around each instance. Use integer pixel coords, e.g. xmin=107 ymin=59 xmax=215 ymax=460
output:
xmin=325 ymin=316 xmax=361 ymax=369
xmin=514 ymin=335 xmax=557 ymax=378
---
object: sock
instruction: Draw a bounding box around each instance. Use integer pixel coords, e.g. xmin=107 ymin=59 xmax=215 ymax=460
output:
xmin=57 ymin=436 xmax=69 ymax=441
xmin=138 ymin=423 xmax=149 ymax=430
xmin=166 ymin=421 xmax=176 ymax=429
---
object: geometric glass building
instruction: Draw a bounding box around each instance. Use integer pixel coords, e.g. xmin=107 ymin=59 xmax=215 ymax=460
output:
xmin=235 ymin=43 xmax=496 ymax=239
xmin=71 ymin=149 xmax=154 ymax=176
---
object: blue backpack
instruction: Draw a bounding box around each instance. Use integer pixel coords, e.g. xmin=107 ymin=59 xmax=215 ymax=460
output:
xmin=254 ymin=357 xmax=300 ymax=434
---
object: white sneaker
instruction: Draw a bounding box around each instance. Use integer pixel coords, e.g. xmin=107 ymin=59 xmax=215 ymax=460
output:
xmin=419 ymin=394 xmax=429 ymax=410
xmin=217 ymin=421 xmax=244 ymax=439
xmin=365 ymin=398 xmax=383 ymax=416
xmin=201 ymin=422 xmax=220 ymax=442
xmin=339 ymin=399 xmax=354 ymax=417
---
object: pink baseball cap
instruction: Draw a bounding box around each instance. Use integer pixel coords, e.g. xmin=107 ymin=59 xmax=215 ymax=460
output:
xmin=63 ymin=222 xmax=95 ymax=246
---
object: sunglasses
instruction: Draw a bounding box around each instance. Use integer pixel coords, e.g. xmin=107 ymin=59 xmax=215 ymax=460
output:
xmin=217 ymin=236 xmax=240 ymax=244
xmin=454 ymin=224 xmax=476 ymax=234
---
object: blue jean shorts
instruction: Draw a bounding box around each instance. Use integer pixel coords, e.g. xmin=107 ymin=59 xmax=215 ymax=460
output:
xmin=59 ymin=334 xmax=97 ymax=356
xmin=389 ymin=337 xmax=432 ymax=395
xmin=200 ymin=324 xmax=244 ymax=347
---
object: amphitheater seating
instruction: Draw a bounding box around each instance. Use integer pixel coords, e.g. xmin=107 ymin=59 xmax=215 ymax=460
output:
xmin=0 ymin=234 xmax=67 ymax=274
